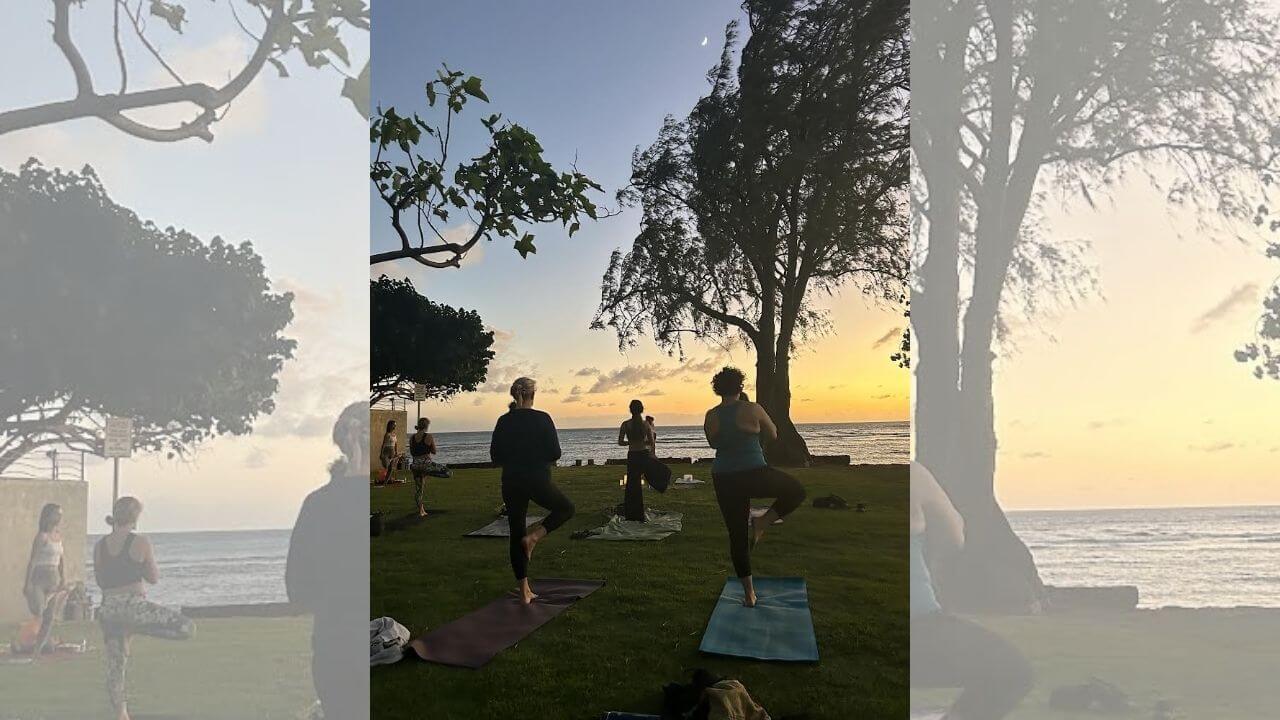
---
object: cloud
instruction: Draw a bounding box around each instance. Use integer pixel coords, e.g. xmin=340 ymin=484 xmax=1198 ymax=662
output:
xmin=569 ymin=386 xmax=584 ymax=395
xmin=643 ymin=389 xmax=665 ymax=396
xmin=872 ymin=327 xmax=902 ymax=349
xmin=1020 ymin=451 xmax=1050 ymax=459
xmin=490 ymin=327 xmax=516 ymax=348
xmin=574 ymin=367 xmax=600 ymax=377
xmin=1190 ymin=442 xmax=1235 ymax=453
xmin=873 ymin=393 xmax=893 ymax=400
xmin=472 ymin=397 xmax=485 ymax=406
xmin=1191 ymin=283 xmax=1259 ymax=333
xmin=587 ymin=356 xmax=726 ymax=394
xmin=243 ymin=446 xmax=268 ymax=469
xmin=562 ymin=396 xmax=583 ymax=404
xmin=131 ymin=33 xmax=269 ymax=139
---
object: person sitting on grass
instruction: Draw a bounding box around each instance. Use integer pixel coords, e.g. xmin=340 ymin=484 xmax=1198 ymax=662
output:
xmin=409 ymin=417 xmax=439 ymax=517
xmin=910 ymin=460 xmax=1033 ymax=719
xmin=703 ymin=366 xmax=806 ymax=608
xmin=95 ymin=497 xmax=195 ymax=720
xmin=616 ymin=400 xmax=671 ymax=521
xmin=22 ymin=503 xmax=67 ymax=659
xmin=490 ymin=377 xmax=575 ymax=605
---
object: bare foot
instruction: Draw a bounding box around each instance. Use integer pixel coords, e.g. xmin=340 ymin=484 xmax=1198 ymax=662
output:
xmin=417 ymin=505 xmax=428 ymax=518
xmin=743 ymin=592 xmax=758 ymax=608
xmin=519 ymin=582 xmax=538 ymax=605
xmin=521 ymin=526 xmax=546 ymax=561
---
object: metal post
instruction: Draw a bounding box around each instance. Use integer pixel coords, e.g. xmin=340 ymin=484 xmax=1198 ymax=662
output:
xmin=112 ymin=458 xmax=120 ymax=506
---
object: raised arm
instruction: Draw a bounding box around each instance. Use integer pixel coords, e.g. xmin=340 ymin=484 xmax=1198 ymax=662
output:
xmin=136 ymin=536 xmax=160 ymax=585
xmin=704 ymin=409 xmax=720 ymax=448
xmin=755 ymin=404 xmax=779 ymax=442
xmin=489 ymin=417 xmax=508 ymax=465
xmin=912 ymin=462 xmax=965 ymax=551
xmin=24 ymin=535 xmax=38 ymax=592
xmin=543 ymin=414 xmax=563 ymax=463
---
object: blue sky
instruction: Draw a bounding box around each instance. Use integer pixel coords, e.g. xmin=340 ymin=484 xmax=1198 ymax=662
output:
xmin=2 ymin=2 xmax=368 ymax=530
xmin=372 ymin=1 xmax=908 ymax=432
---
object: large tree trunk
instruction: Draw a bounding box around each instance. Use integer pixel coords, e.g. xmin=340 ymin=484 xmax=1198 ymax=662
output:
xmin=915 ymin=0 xmax=1048 ymax=614
xmin=763 ymin=349 xmax=811 ymax=467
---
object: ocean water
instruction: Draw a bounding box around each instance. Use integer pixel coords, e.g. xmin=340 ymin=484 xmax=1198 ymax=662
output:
xmin=1011 ymin=505 xmax=1280 ymax=608
xmin=430 ymin=420 xmax=910 ymax=466
xmin=73 ymin=422 xmax=905 ymax=607
xmin=86 ymin=529 xmax=290 ymax=608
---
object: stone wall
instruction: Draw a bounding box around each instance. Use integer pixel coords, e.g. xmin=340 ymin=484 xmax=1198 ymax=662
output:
xmin=0 ymin=478 xmax=88 ymax=624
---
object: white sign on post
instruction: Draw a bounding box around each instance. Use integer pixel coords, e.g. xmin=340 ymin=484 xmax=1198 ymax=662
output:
xmin=413 ymin=383 xmax=427 ymax=402
xmin=103 ymin=417 xmax=133 ymax=458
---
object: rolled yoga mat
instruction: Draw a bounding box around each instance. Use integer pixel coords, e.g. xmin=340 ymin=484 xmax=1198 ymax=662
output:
xmin=463 ymin=514 xmax=544 ymax=537
xmin=699 ymin=576 xmax=818 ymax=662
xmin=407 ymin=578 xmax=605 ymax=668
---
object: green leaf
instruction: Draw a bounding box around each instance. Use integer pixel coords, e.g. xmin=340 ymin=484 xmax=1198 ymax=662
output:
xmin=461 ymin=77 xmax=490 ymax=102
xmin=514 ymin=234 xmax=537 ymax=258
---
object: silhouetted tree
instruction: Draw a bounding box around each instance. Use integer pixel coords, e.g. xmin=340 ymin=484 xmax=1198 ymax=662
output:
xmin=370 ymin=68 xmax=607 ymax=268
xmin=0 ymin=160 xmax=295 ymax=474
xmin=369 ymin=276 xmax=494 ymax=403
xmin=595 ymin=0 xmax=908 ymax=466
xmin=0 ymin=0 xmax=368 ymax=141
xmin=1236 ymin=242 xmax=1280 ymax=380
xmin=913 ymin=0 xmax=1280 ymax=611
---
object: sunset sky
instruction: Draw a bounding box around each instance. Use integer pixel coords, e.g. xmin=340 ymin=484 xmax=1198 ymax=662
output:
xmin=372 ymin=1 xmax=909 ymax=432
xmin=2 ymin=3 xmax=367 ymax=531
xmin=993 ymin=181 xmax=1280 ymax=510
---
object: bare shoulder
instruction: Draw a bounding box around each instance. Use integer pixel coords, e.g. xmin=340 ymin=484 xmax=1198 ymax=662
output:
xmin=131 ymin=534 xmax=153 ymax=557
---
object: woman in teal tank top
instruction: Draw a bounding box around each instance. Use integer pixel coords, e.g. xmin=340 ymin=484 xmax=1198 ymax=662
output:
xmin=703 ymin=367 xmax=806 ymax=608
xmin=910 ymin=461 xmax=1033 ymax=718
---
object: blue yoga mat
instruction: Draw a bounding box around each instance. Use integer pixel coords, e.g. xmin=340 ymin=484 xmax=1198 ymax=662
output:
xmin=699 ymin=576 xmax=818 ymax=662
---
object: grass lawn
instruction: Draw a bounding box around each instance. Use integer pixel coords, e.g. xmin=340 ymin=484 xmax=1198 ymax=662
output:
xmin=0 ymin=616 xmax=317 ymax=720
xmin=370 ymin=463 xmax=908 ymax=720
xmin=912 ymin=608 xmax=1280 ymax=719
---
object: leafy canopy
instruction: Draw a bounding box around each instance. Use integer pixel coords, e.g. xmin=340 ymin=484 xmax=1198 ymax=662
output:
xmin=370 ymin=275 xmax=495 ymax=403
xmin=0 ymin=160 xmax=295 ymax=470
xmin=370 ymin=67 xmax=606 ymax=268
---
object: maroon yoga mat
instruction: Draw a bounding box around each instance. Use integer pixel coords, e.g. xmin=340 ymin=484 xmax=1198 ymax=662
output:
xmin=406 ymin=578 xmax=605 ymax=669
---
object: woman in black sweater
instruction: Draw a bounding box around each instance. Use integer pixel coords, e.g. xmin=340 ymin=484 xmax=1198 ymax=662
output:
xmin=489 ymin=377 xmax=575 ymax=604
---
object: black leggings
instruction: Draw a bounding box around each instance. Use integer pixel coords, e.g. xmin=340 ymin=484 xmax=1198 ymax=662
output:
xmin=711 ymin=465 xmax=806 ymax=577
xmin=502 ymin=471 xmax=575 ymax=581
xmin=624 ymin=451 xmax=671 ymax=521
xmin=911 ymin=612 xmax=1033 ymax=719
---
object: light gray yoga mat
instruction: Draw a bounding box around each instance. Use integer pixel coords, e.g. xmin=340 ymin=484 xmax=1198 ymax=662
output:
xmin=584 ymin=509 xmax=683 ymax=541
xmin=463 ymin=514 xmax=544 ymax=537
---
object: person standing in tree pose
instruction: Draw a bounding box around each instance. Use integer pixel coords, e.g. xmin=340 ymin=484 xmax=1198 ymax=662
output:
xmin=378 ymin=419 xmax=398 ymax=485
xmin=617 ymin=400 xmax=671 ymax=521
xmin=704 ymin=366 xmax=806 ymax=607
xmin=409 ymin=417 xmax=438 ymax=517
xmin=910 ymin=460 xmax=1033 ymax=719
xmin=23 ymin=503 xmax=66 ymax=658
xmin=95 ymin=497 xmax=194 ymax=720
xmin=490 ymin=377 xmax=576 ymax=604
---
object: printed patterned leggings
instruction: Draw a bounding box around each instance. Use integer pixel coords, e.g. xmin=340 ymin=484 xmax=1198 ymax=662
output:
xmin=99 ymin=593 xmax=195 ymax=713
